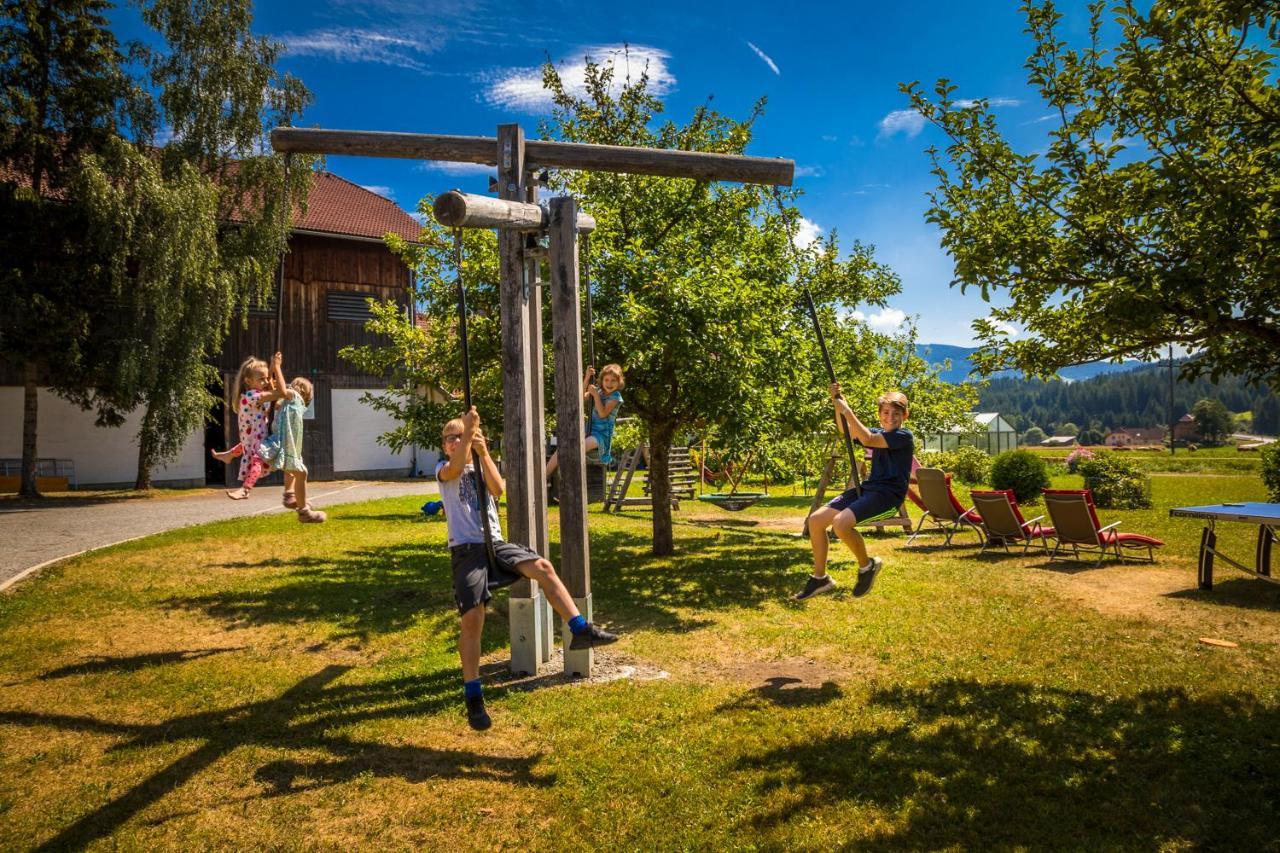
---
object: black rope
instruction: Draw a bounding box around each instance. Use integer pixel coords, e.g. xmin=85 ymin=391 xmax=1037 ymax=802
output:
xmin=453 ymin=228 xmax=498 ymax=569
xmin=583 ymin=233 xmax=596 ymax=375
xmin=273 ymin=152 xmax=293 ymax=354
xmin=773 ymin=188 xmax=861 ymax=492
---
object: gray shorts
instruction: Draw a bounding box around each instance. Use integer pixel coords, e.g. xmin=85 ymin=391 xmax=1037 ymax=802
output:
xmin=450 ymin=539 xmax=542 ymax=615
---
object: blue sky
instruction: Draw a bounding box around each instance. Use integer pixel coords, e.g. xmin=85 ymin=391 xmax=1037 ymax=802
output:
xmin=114 ymin=0 xmax=1100 ymax=346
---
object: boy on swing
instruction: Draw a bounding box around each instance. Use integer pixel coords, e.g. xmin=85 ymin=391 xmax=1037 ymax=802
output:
xmin=794 ymin=385 xmax=913 ymax=601
xmin=438 ymin=407 xmax=618 ymax=731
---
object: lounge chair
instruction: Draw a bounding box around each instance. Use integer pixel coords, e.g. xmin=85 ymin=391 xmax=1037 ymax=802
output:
xmin=969 ymin=489 xmax=1056 ymax=555
xmin=906 ymin=468 xmax=984 ymax=547
xmin=1042 ymin=488 xmax=1164 ymax=565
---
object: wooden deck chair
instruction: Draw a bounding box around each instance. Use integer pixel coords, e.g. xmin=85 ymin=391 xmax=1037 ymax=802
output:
xmin=969 ymin=489 xmax=1055 ymax=555
xmin=1042 ymin=488 xmax=1164 ymax=566
xmin=906 ymin=468 xmax=983 ymax=547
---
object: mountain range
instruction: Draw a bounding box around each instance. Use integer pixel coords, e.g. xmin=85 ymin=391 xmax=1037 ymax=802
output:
xmin=917 ymin=344 xmax=1147 ymax=384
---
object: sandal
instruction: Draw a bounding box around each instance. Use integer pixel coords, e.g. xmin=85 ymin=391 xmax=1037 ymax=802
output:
xmin=297 ymin=505 xmax=327 ymax=524
xmin=226 ymin=488 xmax=250 ymax=500
xmin=282 ymin=491 xmax=297 ymax=509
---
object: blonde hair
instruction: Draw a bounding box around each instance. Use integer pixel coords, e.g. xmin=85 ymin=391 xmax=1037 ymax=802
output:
xmin=600 ymin=363 xmax=625 ymax=389
xmin=442 ymin=416 xmax=483 ymax=445
xmin=232 ymin=357 xmax=268 ymax=412
xmin=290 ymin=377 xmax=314 ymax=406
xmin=877 ymin=391 xmax=910 ymax=414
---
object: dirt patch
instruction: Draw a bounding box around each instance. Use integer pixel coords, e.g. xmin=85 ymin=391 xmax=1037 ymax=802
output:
xmin=480 ymin=648 xmax=669 ymax=692
xmin=685 ymin=513 xmax=806 ymax=535
xmin=1028 ymin=560 xmax=1280 ymax=646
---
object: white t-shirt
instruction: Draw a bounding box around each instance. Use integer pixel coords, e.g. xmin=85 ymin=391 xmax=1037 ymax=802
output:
xmin=435 ymin=460 xmax=503 ymax=548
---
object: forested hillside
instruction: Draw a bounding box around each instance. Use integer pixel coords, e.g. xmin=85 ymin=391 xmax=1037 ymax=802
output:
xmin=977 ymin=363 xmax=1280 ymax=436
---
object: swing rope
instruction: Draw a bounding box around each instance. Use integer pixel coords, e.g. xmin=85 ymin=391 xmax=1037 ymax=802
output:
xmin=772 ymin=187 xmax=862 ymax=493
xmin=453 ymin=228 xmax=498 ymax=570
xmin=273 ymin=152 xmax=293 ymax=353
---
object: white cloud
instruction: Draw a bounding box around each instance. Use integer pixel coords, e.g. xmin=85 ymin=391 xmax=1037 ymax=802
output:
xmin=746 ymin=41 xmax=780 ymax=75
xmin=794 ymin=164 xmax=824 ymax=178
xmin=878 ymin=109 xmax=924 ymax=139
xmin=417 ymin=161 xmax=494 ymax=176
xmin=989 ymin=318 xmax=1020 ymax=337
xmin=953 ymin=97 xmax=1022 ymax=109
xmin=821 ymin=134 xmax=837 ymax=142
xmin=281 ymin=28 xmax=437 ymax=72
xmin=794 ymin=216 xmax=822 ymax=249
xmin=485 ymin=44 xmax=675 ymax=112
xmin=360 ymin=185 xmax=395 ymax=200
xmin=849 ymin=306 xmax=911 ymax=333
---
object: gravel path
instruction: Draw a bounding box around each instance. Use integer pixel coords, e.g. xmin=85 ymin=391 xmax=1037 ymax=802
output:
xmin=0 ymin=479 xmax=438 ymax=591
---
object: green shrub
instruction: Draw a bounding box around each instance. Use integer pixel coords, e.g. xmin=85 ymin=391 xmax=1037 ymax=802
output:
xmin=916 ymin=447 xmax=989 ymax=485
xmin=989 ymin=449 xmax=1051 ymax=503
xmin=949 ymin=445 xmax=991 ymax=485
xmin=1077 ymin=452 xmax=1152 ymax=509
xmin=1261 ymin=442 xmax=1280 ymax=502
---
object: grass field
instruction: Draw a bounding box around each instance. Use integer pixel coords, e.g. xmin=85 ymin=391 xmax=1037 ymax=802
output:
xmin=1 ymin=472 xmax=1278 ymax=849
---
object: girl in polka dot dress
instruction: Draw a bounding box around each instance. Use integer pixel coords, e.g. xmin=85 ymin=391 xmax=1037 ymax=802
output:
xmin=218 ymin=356 xmax=286 ymax=500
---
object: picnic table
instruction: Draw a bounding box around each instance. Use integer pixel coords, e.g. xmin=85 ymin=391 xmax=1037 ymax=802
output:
xmin=1169 ymin=502 xmax=1280 ymax=590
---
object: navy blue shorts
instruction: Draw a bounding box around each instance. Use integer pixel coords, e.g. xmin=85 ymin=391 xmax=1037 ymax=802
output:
xmin=826 ymin=487 xmax=901 ymax=521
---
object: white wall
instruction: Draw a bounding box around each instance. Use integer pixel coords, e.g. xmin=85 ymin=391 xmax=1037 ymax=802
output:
xmin=0 ymin=387 xmax=204 ymax=486
xmin=330 ymin=389 xmax=408 ymax=474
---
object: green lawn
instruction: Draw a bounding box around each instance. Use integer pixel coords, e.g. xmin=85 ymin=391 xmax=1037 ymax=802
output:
xmin=1 ymin=473 xmax=1278 ymax=849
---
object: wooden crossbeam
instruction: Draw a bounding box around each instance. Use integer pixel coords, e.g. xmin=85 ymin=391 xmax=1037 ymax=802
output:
xmin=271 ymin=128 xmax=795 ymax=186
xmin=433 ymin=191 xmax=596 ymax=233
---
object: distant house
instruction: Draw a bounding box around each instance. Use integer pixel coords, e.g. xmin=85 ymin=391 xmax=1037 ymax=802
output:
xmin=1041 ymin=435 xmax=1078 ymax=448
xmin=1106 ymin=427 xmax=1164 ymax=447
xmin=919 ymin=412 xmax=1018 ymax=455
xmin=1 ymin=172 xmax=429 ymax=489
xmin=1172 ymin=413 xmax=1201 ymax=442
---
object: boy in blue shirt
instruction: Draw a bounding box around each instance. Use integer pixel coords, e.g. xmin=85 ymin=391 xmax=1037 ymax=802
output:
xmin=795 ymin=386 xmax=913 ymax=601
xmin=438 ymin=407 xmax=618 ymax=731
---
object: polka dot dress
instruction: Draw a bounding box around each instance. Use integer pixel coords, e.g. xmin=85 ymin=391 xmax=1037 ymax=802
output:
xmin=237 ymin=389 xmax=272 ymax=482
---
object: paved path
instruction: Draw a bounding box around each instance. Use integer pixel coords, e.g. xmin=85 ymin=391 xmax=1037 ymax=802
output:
xmin=0 ymin=479 xmax=438 ymax=591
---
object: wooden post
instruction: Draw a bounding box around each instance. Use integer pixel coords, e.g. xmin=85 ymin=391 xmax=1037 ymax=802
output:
xmin=497 ymin=124 xmax=545 ymax=676
xmin=526 ymin=179 xmax=554 ymax=664
xmin=548 ymin=196 xmax=592 ymax=677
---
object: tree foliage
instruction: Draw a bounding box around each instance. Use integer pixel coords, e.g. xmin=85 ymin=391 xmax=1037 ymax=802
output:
xmin=906 ymin=0 xmax=1280 ymax=390
xmin=1191 ymin=397 xmax=1233 ymax=445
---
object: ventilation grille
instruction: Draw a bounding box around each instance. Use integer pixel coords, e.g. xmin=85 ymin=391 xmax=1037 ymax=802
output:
xmin=327 ymin=291 xmax=374 ymax=323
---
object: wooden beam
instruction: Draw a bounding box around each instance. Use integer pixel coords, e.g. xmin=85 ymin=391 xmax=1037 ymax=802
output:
xmin=432 ymin=191 xmax=596 ymax=233
xmin=271 ymin=127 xmax=794 ymax=186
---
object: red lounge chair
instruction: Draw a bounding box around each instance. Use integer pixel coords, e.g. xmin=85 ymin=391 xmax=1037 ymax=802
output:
xmin=969 ymin=489 xmax=1056 ymax=555
xmin=1042 ymin=488 xmax=1164 ymax=566
xmin=907 ymin=468 xmax=984 ymax=547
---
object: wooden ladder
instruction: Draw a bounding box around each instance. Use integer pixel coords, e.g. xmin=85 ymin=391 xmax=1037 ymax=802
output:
xmin=602 ymin=443 xmax=685 ymax=513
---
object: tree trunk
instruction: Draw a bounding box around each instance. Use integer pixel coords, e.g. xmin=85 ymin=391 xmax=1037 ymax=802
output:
xmin=135 ymin=433 xmax=153 ymax=491
xmin=20 ymin=361 xmax=40 ymax=498
xmin=649 ymin=420 xmax=675 ymax=556
xmin=134 ymin=400 xmax=156 ymax=491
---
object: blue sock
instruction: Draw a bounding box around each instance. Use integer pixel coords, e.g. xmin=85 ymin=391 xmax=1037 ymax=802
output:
xmin=463 ymin=678 xmax=483 ymax=699
xmin=568 ymin=615 xmax=588 ymax=635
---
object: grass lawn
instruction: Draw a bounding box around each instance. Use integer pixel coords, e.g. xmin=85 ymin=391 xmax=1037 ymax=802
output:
xmin=2 ymin=472 xmax=1279 ymax=849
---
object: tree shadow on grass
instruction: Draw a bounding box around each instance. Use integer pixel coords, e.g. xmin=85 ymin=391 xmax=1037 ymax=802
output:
xmin=2 ymin=663 xmax=552 ymax=851
xmin=1165 ymin=577 xmax=1280 ymax=612
xmin=716 ymin=677 xmax=844 ymax=711
xmin=34 ymin=648 xmax=244 ymax=681
xmin=166 ymin=544 xmax=458 ymax=643
xmin=733 ymin=678 xmax=1280 ymax=848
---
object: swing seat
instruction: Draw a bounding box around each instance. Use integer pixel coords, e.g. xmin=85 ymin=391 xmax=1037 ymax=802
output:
xmin=699 ymin=492 xmax=765 ymax=511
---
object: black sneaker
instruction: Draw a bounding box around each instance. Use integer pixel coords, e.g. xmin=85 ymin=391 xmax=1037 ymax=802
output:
xmin=793 ymin=574 xmax=837 ymax=601
xmin=568 ymin=622 xmax=618 ymax=651
xmin=465 ymin=695 xmax=491 ymax=731
xmin=852 ymin=558 xmax=883 ymax=598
